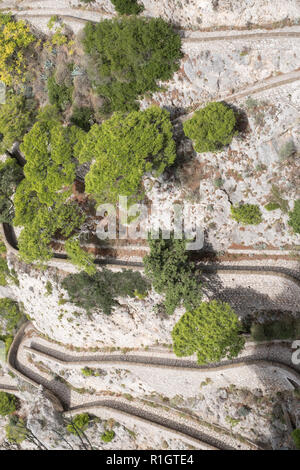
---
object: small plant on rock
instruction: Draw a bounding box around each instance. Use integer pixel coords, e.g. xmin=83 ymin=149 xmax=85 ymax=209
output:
xmin=230 ymin=203 xmax=262 ymax=225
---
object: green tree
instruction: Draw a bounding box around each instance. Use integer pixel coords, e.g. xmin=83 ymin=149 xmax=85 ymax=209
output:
xmin=0 ymin=94 xmax=37 ymax=153
xmin=144 ymin=231 xmax=201 ymax=315
xmin=0 ymin=298 xmax=23 ymax=334
xmin=0 ymin=391 xmax=17 ymax=416
xmin=230 ymin=203 xmax=262 ymax=225
xmin=183 ymin=102 xmax=237 ymax=153
xmin=21 ymin=120 xmax=82 ymax=206
xmin=82 ymin=17 xmax=182 ymax=112
xmin=65 ymin=239 xmax=96 ymax=276
xmin=0 ymin=159 xmax=23 ymax=223
xmin=78 ymin=107 xmax=176 ymax=204
xmin=0 ymin=13 xmax=35 ymax=85
xmin=66 ymin=413 xmax=89 ymax=435
xmin=288 ymin=200 xmax=300 ymax=234
xmin=172 ymin=300 xmax=245 ymax=364
xmin=62 ymin=268 xmax=149 ymax=314
xmin=111 ymin=0 xmax=144 ymax=15
xmin=16 ymin=200 xmax=85 ymax=264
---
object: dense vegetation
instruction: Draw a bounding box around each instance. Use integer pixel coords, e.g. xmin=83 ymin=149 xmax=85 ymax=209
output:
xmin=250 ymin=317 xmax=300 ymax=342
xmin=172 ymin=300 xmax=245 ymax=364
xmin=82 ymin=17 xmax=182 ymax=112
xmin=0 ymin=94 xmax=37 ymax=153
xmin=183 ymin=102 xmax=237 ymax=153
xmin=0 ymin=13 xmax=35 ymax=85
xmin=144 ymin=231 xmax=201 ymax=315
xmin=78 ymin=107 xmax=176 ymax=205
xmin=62 ymin=269 xmax=149 ymax=315
xmin=230 ymin=203 xmax=262 ymax=225
xmin=0 ymin=298 xmax=23 ymax=335
xmin=288 ymin=200 xmax=300 ymax=234
xmin=47 ymin=74 xmax=73 ymax=112
xmin=20 ymin=117 xmax=83 ymax=206
xmin=0 ymin=159 xmax=23 ymax=224
xmin=0 ymin=391 xmax=17 ymax=416
xmin=65 ymin=239 xmax=96 ymax=276
xmin=111 ymin=0 xmax=144 ymax=15
xmin=13 ymin=110 xmax=87 ymax=265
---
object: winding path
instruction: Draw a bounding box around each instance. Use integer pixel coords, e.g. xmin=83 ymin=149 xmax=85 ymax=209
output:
xmin=2 ymin=321 xmax=300 ymax=450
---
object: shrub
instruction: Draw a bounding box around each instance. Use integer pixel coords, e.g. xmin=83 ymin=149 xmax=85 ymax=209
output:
xmin=62 ymin=269 xmax=149 ymax=315
xmin=5 ymin=416 xmax=27 ymax=443
xmin=0 ymin=257 xmax=9 ymax=286
xmin=251 ymin=318 xmax=300 ymax=342
xmin=0 ymin=159 xmax=23 ymax=224
xmin=82 ymin=17 xmax=182 ymax=112
xmin=230 ymin=203 xmax=262 ymax=225
xmin=79 ymin=107 xmax=176 ymax=205
xmin=0 ymin=13 xmax=35 ymax=85
xmin=0 ymin=298 xmax=23 ymax=334
xmin=70 ymin=106 xmax=93 ymax=131
xmin=47 ymin=74 xmax=73 ymax=111
xmin=172 ymin=300 xmax=245 ymax=364
xmin=0 ymin=94 xmax=37 ymax=153
xmin=264 ymin=202 xmax=280 ymax=211
xmin=183 ymin=102 xmax=237 ymax=153
xmin=0 ymin=391 xmax=17 ymax=416
xmin=65 ymin=239 xmax=96 ymax=276
xmin=66 ymin=413 xmax=89 ymax=435
xmin=291 ymin=429 xmax=300 ymax=450
xmin=288 ymin=200 xmax=300 ymax=234
xmin=101 ymin=429 xmax=115 ymax=442
xmin=0 ymin=334 xmax=13 ymax=357
xmin=111 ymin=0 xmax=144 ymax=15
xmin=81 ymin=367 xmax=94 ymax=377
xmin=270 ymin=184 xmax=289 ymax=213
xmin=144 ymin=231 xmax=201 ymax=315
xmin=279 ymin=140 xmax=296 ymax=160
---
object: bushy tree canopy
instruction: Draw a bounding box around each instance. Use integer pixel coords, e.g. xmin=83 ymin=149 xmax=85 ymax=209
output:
xmin=0 ymin=94 xmax=37 ymax=153
xmin=0 ymin=13 xmax=35 ymax=85
xmin=111 ymin=0 xmax=144 ymax=15
xmin=82 ymin=17 xmax=182 ymax=112
xmin=0 ymin=159 xmax=23 ymax=224
xmin=172 ymin=300 xmax=245 ymax=364
xmin=65 ymin=239 xmax=96 ymax=276
xmin=78 ymin=107 xmax=176 ymax=204
xmin=144 ymin=231 xmax=201 ymax=315
xmin=0 ymin=391 xmax=17 ymax=416
xmin=230 ymin=203 xmax=262 ymax=225
xmin=21 ymin=120 xmax=84 ymax=206
xmin=288 ymin=200 xmax=300 ymax=234
xmin=15 ymin=195 xmax=85 ymax=263
xmin=0 ymin=298 xmax=23 ymax=335
xmin=14 ymin=112 xmax=86 ymax=265
xmin=183 ymin=102 xmax=237 ymax=153
xmin=62 ymin=268 xmax=149 ymax=314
